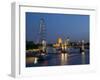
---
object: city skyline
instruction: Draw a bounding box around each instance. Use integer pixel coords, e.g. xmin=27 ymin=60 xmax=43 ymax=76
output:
xmin=26 ymin=12 xmax=89 ymax=43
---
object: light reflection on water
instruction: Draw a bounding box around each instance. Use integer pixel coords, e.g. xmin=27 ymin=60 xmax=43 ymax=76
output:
xmin=82 ymin=52 xmax=85 ymax=64
xmin=26 ymin=49 xmax=89 ymax=67
xmin=61 ymin=53 xmax=68 ymax=65
xmin=26 ymin=57 xmax=38 ymax=64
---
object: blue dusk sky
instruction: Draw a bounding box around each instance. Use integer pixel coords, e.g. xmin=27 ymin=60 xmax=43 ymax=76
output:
xmin=26 ymin=12 xmax=89 ymax=43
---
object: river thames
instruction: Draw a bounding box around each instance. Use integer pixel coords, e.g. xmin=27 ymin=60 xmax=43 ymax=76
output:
xmin=26 ymin=48 xmax=89 ymax=67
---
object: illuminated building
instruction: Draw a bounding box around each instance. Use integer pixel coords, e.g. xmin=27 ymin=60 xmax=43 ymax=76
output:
xmin=58 ymin=38 xmax=63 ymax=44
xmin=53 ymin=37 xmax=63 ymax=48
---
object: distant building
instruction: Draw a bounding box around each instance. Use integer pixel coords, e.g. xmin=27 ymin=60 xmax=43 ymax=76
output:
xmin=53 ymin=37 xmax=70 ymax=53
xmin=53 ymin=37 xmax=63 ymax=48
xmin=58 ymin=38 xmax=63 ymax=44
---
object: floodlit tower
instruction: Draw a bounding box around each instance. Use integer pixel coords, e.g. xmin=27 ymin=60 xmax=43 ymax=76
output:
xmin=58 ymin=38 xmax=63 ymax=47
xmin=64 ymin=39 xmax=68 ymax=51
xmin=79 ymin=40 xmax=85 ymax=53
xmin=67 ymin=37 xmax=70 ymax=46
xmin=64 ymin=37 xmax=70 ymax=52
xmin=81 ymin=40 xmax=85 ymax=52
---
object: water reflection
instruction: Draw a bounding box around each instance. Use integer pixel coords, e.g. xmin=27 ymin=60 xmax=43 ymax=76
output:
xmin=34 ymin=57 xmax=38 ymax=64
xmin=26 ymin=57 xmax=38 ymax=64
xmin=61 ymin=53 xmax=68 ymax=65
xmin=26 ymin=49 xmax=89 ymax=67
xmin=82 ymin=52 xmax=85 ymax=64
